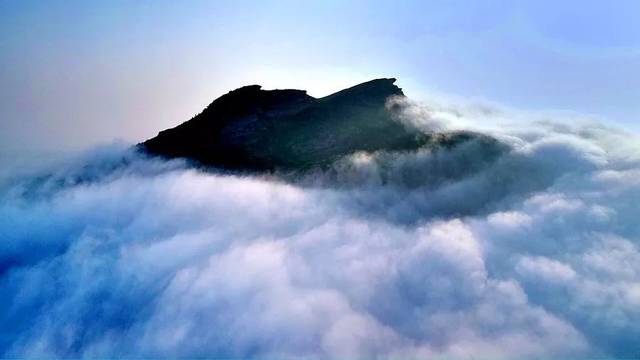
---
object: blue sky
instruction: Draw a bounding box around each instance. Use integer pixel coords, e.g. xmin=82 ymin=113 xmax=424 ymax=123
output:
xmin=1 ymin=0 xmax=640 ymax=156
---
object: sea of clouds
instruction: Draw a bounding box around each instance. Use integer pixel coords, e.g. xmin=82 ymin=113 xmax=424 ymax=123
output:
xmin=1 ymin=98 xmax=639 ymax=358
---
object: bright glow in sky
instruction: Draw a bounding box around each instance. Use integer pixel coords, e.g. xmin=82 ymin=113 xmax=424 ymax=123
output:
xmin=1 ymin=0 xmax=639 ymax=157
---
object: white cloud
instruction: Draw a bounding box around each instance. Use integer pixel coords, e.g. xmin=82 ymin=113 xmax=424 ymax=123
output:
xmin=1 ymin=98 xmax=639 ymax=358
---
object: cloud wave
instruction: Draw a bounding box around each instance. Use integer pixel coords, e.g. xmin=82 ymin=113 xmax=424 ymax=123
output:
xmin=1 ymin=99 xmax=640 ymax=358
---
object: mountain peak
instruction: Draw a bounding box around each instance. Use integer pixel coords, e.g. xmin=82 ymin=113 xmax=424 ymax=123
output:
xmin=320 ymin=78 xmax=403 ymax=102
xmin=140 ymin=78 xmax=423 ymax=171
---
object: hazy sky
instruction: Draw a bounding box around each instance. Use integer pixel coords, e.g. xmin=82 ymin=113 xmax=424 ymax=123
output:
xmin=2 ymin=0 xmax=640 ymax=157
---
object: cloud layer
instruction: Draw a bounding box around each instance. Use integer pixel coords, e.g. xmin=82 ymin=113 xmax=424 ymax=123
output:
xmin=1 ymin=100 xmax=640 ymax=358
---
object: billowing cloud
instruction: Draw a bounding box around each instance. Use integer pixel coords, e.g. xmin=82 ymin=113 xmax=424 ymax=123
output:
xmin=1 ymin=99 xmax=639 ymax=358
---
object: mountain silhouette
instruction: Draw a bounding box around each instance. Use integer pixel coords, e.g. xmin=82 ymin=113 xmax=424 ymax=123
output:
xmin=140 ymin=78 xmax=498 ymax=171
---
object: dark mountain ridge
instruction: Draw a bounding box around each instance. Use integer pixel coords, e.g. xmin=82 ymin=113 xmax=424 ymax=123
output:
xmin=140 ymin=78 xmax=499 ymax=172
